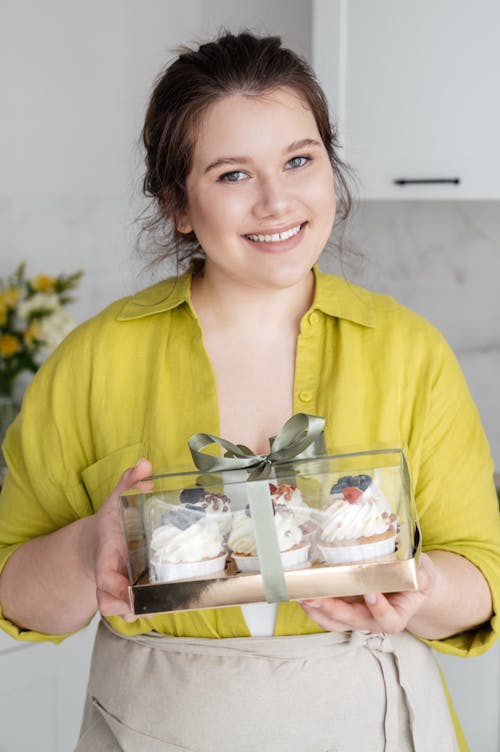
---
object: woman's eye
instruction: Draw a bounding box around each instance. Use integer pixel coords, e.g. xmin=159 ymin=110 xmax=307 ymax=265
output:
xmin=286 ymin=155 xmax=310 ymax=169
xmin=218 ymin=170 xmax=247 ymax=183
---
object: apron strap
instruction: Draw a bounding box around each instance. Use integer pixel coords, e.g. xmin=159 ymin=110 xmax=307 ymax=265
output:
xmin=363 ymin=633 xmax=417 ymax=752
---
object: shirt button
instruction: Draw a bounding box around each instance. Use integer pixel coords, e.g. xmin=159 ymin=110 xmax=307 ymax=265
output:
xmin=308 ymin=312 xmax=319 ymax=325
xmin=299 ymin=390 xmax=313 ymax=403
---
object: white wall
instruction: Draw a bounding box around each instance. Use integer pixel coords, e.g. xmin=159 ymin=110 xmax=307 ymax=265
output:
xmin=0 ymin=0 xmax=311 ymax=326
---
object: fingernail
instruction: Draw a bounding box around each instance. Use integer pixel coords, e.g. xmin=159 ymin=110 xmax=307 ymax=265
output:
xmin=302 ymin=600 xmax=321 ymax=608
xmin=364 ymin=593 xmax=377 ymax=605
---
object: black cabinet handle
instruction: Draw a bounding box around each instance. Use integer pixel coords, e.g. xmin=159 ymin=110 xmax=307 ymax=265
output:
xmin=394 ymin=178 xmax=461 ymax=186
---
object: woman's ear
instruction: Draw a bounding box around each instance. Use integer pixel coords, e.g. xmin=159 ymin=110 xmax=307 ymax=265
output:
xmin=175 ymin=212 xmax=193 ymax=234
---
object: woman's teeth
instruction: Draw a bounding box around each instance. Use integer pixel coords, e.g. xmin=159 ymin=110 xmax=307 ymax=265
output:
xmin=246 ymin=224 xmax=302 ymax=243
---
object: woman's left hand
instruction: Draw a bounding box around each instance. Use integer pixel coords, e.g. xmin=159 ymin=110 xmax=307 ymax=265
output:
xmin=301 ymin=553 xmax=436 ymax=634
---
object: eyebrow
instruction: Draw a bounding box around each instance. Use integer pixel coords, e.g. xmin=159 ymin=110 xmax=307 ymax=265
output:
xmin=203 ymin=138 xmax=323 ymax=174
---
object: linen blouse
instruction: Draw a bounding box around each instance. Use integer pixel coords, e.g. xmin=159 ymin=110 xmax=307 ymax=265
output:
xmin=0 ymin=266 xmax=499 ymax=658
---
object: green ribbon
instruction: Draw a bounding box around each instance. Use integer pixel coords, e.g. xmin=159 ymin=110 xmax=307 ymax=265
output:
xmin=188 ymin=414 xmax=325 ymax=603
xmin=188 ymin=413 xmax=325 ymax=478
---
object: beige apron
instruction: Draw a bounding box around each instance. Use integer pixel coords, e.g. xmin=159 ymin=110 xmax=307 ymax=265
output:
xmin=76 ymin=619 xmax=458 ymax=752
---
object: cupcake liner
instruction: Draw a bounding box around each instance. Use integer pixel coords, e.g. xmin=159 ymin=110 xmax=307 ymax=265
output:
xmin=233 ymin=543 xmax=310 ymax=573
xmin=318 ymin=534 xmax=396 ymax=564
xmin=150 ymin=552 xmax=227 ymax=582
xmin=281 ymin=543 xmax=311 ymax=570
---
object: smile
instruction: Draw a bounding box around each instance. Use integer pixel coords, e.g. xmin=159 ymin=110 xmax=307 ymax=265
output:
xmin=245 ymin=223 xmax=304 ymax=243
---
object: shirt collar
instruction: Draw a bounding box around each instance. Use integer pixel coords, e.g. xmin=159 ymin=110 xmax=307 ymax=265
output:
xmin=116 ymin=270 xmax=192 ymax=320
xmin=311 ymin=266 xmax=376 ymax=327
xmin=117 ymin=265 xmax=376 ymax=328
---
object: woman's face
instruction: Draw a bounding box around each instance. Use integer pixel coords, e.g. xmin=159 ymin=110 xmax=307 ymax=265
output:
xmin=179 ymin=86 xmax=336 ymax=291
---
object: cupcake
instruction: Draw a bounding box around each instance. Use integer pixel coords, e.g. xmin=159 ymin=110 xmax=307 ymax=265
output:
xmin=228 ymin=506 xmax=310 ymax=573
xmin=180 ymin=487 xmax=233 ymax=538
xmin=269 ymin=482 xmax=318 ymax=544
xmin=269 ymin=482 xmax=304 ymax=506
xmin=318 ymin=474 xmax=398 ymax=564
xmin=149 ymin=506 xmax=227 ymax=582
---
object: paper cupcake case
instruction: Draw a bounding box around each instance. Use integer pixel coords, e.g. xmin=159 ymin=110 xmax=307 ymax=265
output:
xmin=120 ymin=447 xmax=420 ymax=616
xmin=232 ymin=543 xmax=311 ymax=573
xmin=150 ymin=553 xmax=228 ymax=582
xmin=318 ymin=535 xmax=397 ymax=565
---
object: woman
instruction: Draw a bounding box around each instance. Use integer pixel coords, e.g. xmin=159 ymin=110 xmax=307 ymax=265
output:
xmin=0 ymin=31 xmax=498 ymax=751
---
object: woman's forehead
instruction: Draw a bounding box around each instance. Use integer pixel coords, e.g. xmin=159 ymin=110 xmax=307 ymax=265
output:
xmin=190 ymin=87 xmax=319 ymax=162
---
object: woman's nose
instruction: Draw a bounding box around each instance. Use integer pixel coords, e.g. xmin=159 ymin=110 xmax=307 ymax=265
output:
xmin=252 ymin=175 xmax=291 ymax=219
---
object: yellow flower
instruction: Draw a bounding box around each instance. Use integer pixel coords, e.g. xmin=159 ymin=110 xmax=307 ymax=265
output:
xmin=31 ymin=274 xmax=55 ymax=292
xmin=24 ymin=321 xmax=41 ymax=346
xmin=0 ymin=333 xmax=21 ymax=358
xmin=3 ymin=286 xmax=21 ymax=308
xmin=0 ymin=301 xmax=6 ymax=326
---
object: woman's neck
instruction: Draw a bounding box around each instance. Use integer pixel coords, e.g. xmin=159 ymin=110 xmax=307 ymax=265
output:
xmin=190 ymin=265 xmax=315 ymax=336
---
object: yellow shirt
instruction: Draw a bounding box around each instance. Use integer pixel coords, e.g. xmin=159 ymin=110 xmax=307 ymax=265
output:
xmin=1 ymin=267 xmax=499 ymax=658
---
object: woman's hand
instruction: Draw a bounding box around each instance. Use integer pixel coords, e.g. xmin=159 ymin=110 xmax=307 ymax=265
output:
xmin=89 ymin=458 xmax=153 ymax=623
xmin=0 ymin=458 xmax=154 ymax=635
xmin=301 ymin=553 xmax=436 ymax=634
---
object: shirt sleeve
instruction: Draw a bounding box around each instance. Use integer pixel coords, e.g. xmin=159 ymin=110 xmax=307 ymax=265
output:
xmin=408 ymin=324 xmax=500 ymax=657
xmin=0 ymin=329 xmax=96 ymax=643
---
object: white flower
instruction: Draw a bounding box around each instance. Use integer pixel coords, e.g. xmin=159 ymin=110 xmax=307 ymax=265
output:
xmin=18 ymin=293 xmax=60 ymax=319
xmin=36 ymin=308 xmax=74 ymax=357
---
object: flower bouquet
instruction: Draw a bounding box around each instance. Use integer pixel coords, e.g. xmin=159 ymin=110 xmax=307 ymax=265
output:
xmin=0 ymin=263 xmax=83 ymax=398
xmin=0 ymin=263 xmax=82 ymax=473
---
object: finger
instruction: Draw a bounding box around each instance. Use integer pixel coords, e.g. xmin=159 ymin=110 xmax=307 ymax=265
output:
xmin=97 ymin=589 xmax=136 ymax=620
xmin=301 ymin=598 xmax=380 ymax=633
xmin=416 ymin=553 xmax=436 ymax=594
xmin=95 ymin=568 xmax=130 ymax=602
xmin=362 ymin=593 xmax=408 ymax=634
xmin=113 ymin=458 xmax=153 ymax=497
xmin=301 ymin=601 xmax=353 ymax=632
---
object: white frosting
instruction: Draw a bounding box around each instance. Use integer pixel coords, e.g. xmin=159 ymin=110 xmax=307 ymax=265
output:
xmin=270 ymin=484 xmax=315 ymax=530
xmin=151 ymin=517 xmax=223 ymax=562
xmin=321 ymin=489 xmax=395 ymax=543
xmin=228 ymin=512 xmax=257 ymax=555
xmin=202 ymin=504 xmax=232 ymax=538
xmin=274 ymin=509 xmax=303 ymax=550
xmin=228 ymin=509 xmax=303 ymax=555
xmin=270 ymin=483 xmax=305 ymax=507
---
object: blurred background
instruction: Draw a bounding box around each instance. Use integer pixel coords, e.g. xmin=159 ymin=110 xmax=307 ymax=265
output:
xmin=0 ymin=1 xmax=499 ymax=749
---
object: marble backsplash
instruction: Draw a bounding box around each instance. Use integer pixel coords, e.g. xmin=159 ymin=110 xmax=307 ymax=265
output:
xmin=322 ymin=201 xmax=500 ymax=468
xmin=2 ymin=196 xmax=499 ymax=468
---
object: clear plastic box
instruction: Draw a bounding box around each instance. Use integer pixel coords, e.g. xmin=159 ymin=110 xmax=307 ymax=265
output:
xmin=120 ymin=447 xmax=421 ymax=616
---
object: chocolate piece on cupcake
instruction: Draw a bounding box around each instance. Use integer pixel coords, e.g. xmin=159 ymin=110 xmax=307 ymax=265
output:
xmin=181 ymin=488 xmax=232 ymax=538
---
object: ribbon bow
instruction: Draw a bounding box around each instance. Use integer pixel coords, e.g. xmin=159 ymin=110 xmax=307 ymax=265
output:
xmin=188 ymin=413 xmax=325 ymax=479
xmin=187 ymin=414 xmax=325 ymax=604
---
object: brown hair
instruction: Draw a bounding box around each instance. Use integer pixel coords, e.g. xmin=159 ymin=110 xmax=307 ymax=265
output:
xmin=140 ymin=30 xmax=354 ymax=269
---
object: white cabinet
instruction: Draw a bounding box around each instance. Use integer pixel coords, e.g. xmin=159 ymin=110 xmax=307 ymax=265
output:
xmin=0 ymin=619 xmax=98 ymax=752
xmin=312 ymin=0 xmax=500 ymax=199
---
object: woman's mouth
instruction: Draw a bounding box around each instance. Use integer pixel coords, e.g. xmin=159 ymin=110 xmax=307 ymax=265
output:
xmin=243 ymin=222 xmax=306 ymax=251
xmin=245 ymin=223 xmax=303 ymax=243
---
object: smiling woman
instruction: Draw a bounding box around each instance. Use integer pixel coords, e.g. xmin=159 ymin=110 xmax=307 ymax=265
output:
xmin=140 ymin=32 xmax=353 ymax=272
xmin=0 ymin=30 xmax=499 ymax=752
xmin=178 ymin=88 xmax=336 ymax=293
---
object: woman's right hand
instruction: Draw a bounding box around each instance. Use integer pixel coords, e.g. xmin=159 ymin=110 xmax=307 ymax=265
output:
xmin=89 ymin=458 xmax=153 ymax=623
xmin=0 ymin=458 xmax=153 ymax=635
